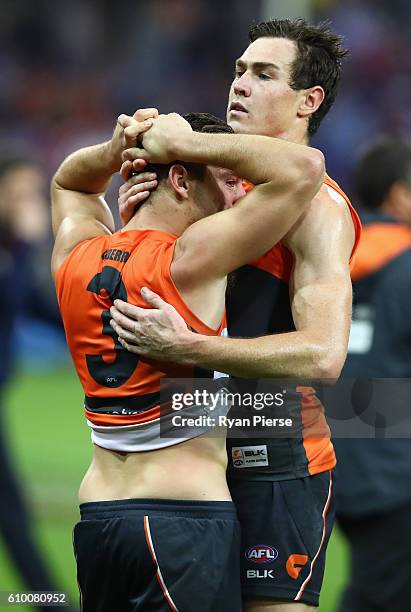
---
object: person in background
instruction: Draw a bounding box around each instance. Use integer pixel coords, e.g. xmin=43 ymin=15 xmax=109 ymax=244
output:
xmin=334 ymin=137 xmax=411 ymax=612
xmin=0 ymin=150 xmax=76 ymax=612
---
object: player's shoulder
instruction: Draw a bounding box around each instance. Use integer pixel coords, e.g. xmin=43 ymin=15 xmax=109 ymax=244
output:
xmin=295 ymin=180 xmax=353 ymax=235
xmin=283 ymin=177 xmax=357 ymax=262
xmin=53 ymin=232 xmax=105 ymax=284
xmin=311 ymin=178 xmax=359 ymax=242
xmin=314 ymin=181 xmax=350 ymax=215
xmin=321 ymin=182 xmax=346 ymax=206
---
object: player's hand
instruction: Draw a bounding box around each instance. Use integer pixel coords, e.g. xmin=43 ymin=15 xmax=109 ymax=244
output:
xmin=122 ymin=113 xmax=193 ymax=165
xmin=118 ymin=163 xmax=158 ymax=226
xmin=109 ymin=287 xmax=194 ymax=363
xmin=108 ymin=108 xmax=159 ymax=171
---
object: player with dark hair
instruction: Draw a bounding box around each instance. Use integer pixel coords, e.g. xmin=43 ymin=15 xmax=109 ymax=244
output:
xmin=246 ymin=18 xmax=348 ymax=137
xmin=334 ymin=137 xmax=411 ymax=612
xmin=51 ymin=108 xmax=323 ymax=611
xmin=111 ymin=18 xmax=362 ymax=611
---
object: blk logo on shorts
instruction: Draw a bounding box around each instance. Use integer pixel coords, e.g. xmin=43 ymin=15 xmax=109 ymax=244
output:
xmin=246 ymin=545 xmax=278 ymax=564
xmin=246 ymin=569 xmax=275 ymax=579
xmin=286 ymin=554 xmax=309 ymax=579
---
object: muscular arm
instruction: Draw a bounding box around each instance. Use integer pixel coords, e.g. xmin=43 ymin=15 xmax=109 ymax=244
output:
xmin=51 ymin=110 xmax=156 ymax=278
xmin=111 ymin=186 xmax=355 ymax=379
xmin=125 ymin=115 xmax=325 ymax=280
xmin=51 ymin=141 xmax=117 ymax=237
xmin=51 ymin=142 xmax=116 ymax=278
xmin=186 ymin=187 xmax=354 ymax=378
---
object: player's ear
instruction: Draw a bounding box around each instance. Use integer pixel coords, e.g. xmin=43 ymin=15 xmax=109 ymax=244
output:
xmin=168 ymin=164 xmax=190 ymax=200
xmin=297 ymin=85 xmax=325 ymax=119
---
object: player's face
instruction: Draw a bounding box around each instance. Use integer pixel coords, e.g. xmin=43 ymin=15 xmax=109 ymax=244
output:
xmin=207 ymin=167 xmax=246 ymax=210
xmin=191 ymin=167 xmax=245 ymax=220
xmin=227 ymin=37 xmax=303 ymax=138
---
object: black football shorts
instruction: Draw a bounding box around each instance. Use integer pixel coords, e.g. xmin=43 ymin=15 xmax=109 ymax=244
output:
xmin=73 ymin=498 xmax=241 ymax=612
xmin=228 ymin=470 xmax=335 ymax=607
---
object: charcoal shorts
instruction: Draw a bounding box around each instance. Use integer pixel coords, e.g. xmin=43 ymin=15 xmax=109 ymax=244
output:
xmin=228 ymin=470 xmax=335 ymax=607
xmin=73 ymin=498 xmax=241 ymax=612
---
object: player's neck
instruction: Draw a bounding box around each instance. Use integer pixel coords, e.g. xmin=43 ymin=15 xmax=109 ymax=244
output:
xmin=123 ymin=195 xmax=189 ymax=237
xmin=276 ymin=123 xmax=309 ymax=145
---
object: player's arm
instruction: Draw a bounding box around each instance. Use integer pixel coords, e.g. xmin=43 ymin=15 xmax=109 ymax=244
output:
xmin=179 ymin=187 xmax=354 ymax=378
xmin=201 ymin=186 xmax=355 ymax=378
xmin=111 ymin=187 xmax=355 ymax=379
xmin=51 ymin=109 xmax=157 ymax=278
xmin=125 ymin=113 xmax=324 ymax=281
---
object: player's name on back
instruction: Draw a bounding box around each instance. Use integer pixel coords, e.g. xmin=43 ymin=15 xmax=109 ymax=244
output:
xmin=101 ymin=248 xmax=130 ymax=263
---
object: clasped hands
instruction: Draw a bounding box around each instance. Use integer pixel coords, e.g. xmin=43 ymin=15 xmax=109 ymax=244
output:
xmin=109 ymin=107 xmax=194 ymax=361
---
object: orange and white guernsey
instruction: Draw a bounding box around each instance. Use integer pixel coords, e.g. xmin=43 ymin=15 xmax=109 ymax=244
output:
xmin=55 ymin=229 xmax=227 ymax=452
xmin=226 ymin=175 xmax=362 ymax=481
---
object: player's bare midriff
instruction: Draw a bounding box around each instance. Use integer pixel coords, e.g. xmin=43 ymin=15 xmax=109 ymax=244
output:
xmin=78 ymin=433 xmax=231 ymax=503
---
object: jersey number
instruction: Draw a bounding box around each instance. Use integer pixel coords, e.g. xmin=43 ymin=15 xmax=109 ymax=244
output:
xmin=86 ymin=266 xmax=139 ymax=387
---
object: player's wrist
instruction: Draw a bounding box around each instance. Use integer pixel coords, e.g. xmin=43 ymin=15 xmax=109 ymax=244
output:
xmin=104 ymin=140 xmax=123 ymax=174
xmin=172 ymin=131 xmax=202 ymax=163
xmin=159 ymin=328 xmax=205 ymax=366
xmin=176 ymin=331 xmax=217 ymax=367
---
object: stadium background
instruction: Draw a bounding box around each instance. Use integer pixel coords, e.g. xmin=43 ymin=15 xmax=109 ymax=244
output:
xmin=0 ymin=0 xmax=410 ymax=609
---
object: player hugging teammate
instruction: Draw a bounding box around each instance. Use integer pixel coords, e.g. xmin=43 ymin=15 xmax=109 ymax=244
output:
xmin=110 ymin=18 xmax=361 ymax=612
xmin=52 ymin=17 xmax=361 ymax=612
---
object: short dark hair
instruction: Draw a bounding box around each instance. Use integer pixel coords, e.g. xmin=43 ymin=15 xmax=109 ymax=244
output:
xmin=355 ymin=137 xmax=411 ymax=210
xmin=249 ymin=18 xmax=348 ymax=136
xmin=145 ymin=112 xmax=234 ymax=182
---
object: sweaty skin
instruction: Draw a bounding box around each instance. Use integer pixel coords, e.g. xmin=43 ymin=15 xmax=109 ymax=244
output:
xmin=52 ymin=108 xmax=323 ymax=509
xmin=111 ymin=185 xmax=354 ymax=380
xmin=111 ymin=37 xmax=354 ymax=383
xmin=110 ymin=35 xmax=357 ymax=612
xmin=51 ymin=110 xmax=231 ymax=504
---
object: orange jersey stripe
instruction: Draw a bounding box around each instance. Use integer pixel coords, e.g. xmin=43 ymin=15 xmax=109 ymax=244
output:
xmin=298 ymin=387 xmax=336 ymax=475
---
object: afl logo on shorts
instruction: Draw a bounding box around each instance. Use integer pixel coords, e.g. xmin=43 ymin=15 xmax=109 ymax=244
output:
xmin=246 ymin=545 xmax=278 ymax=564
xmin=232 ymin=448 xmax=244 ymax=467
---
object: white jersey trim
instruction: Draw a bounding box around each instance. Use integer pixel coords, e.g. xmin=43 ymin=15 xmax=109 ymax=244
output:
xmin=87 ymin=389 xmax=230 ymax=452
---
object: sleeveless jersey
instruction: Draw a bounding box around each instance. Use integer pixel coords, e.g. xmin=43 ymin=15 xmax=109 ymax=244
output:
xmin=226 ymin=175 xmax=362 ymax=481
xmin=55 ymin=229 xmax=227 ymax=452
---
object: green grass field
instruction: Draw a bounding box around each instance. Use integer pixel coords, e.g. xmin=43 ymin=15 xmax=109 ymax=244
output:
xmin=0 ymin=367 xmax=349 ymax=611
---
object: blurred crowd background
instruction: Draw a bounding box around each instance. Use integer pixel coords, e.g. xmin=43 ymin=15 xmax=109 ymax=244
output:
xmin=0 ymin=0 xmax=410 ymax=610
xmin=1 ymin=0 xmax=410 ymax=198
xmin=0 ymin=0 xmax=409 ymax=364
